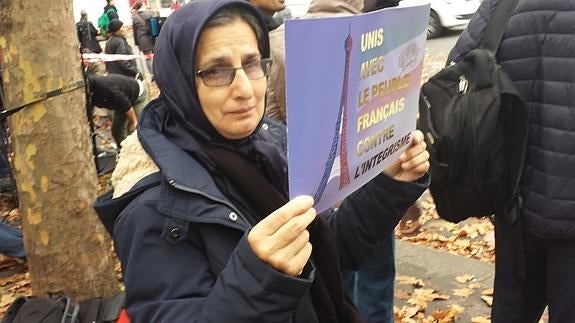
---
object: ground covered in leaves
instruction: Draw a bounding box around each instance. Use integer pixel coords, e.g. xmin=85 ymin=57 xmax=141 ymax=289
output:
xmin=391 ymin=193 xmax=547 ymax=323
xmin=392 ymin=193 xmax=496 ymax=322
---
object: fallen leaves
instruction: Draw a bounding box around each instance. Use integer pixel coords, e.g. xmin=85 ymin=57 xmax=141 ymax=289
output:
xmin=430 ymin=305 xmax=465 ymax=322
xmin=397 ymin=275 xmax=426 ymax=288
xmin=393 ymin=192 xmax=499 ymax=322
xmin=455 ymin=274 xmax=475 ymax=284
xmin=395 ymin=275 xmax=463 ymax=322
xmin=481 ymin=295 xmax=493 ymax=307
xmin=481 ymin=288 xmax=494 ymax=306
xmin=0 ymin=295 xmax=13 ymax=308
xmin=453 ymin=288 xmax=475 ymax=298
xmin=0 ymin=271 xmax=32 ymax=316
xmin=395 ymin=304 xmax=465 ymax=323
xmin=395 ymin=288 xmax=411 ymax=300
xmin=397 ymin=194 xmax=496 ymax=264
xmin=471 ymin=316 xmax=491 ymax=323
xmin=411 ymin=288 xmax=451 ymax=303
xmin=453 ymin=275 xmax=479 ymax=298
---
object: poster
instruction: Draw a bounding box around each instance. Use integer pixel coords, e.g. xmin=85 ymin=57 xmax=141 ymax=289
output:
xmin=285 ymin=3 xmax=429 ymax=212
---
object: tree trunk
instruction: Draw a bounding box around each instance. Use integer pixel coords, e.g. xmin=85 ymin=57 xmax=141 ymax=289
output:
xmin=0 ymin=0 xmax=119 ymax=298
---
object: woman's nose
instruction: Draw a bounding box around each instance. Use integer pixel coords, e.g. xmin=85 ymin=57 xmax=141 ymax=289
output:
xmin=230 ymin=69 xmax=254 ymax=98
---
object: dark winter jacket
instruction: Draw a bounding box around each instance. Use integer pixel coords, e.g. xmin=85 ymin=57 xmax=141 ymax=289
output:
xmin=94 ymin=100 xmax=428 ymax=323
xmin=132 ymin=11 xmax=155 ymax=53
xmin=363 ymin=0 xmax=400 ymax=12
xmin=105 ymin=35 xmax=139 ymax=77
xmin=254 ymin=6 xmax=282 ymax=31
xmin=448 ymin=0 xmax=575 ymax=239
xmin=88 ymin=74 xmax=140 ymax=112
xmin=76 ymin=18 xmax=102 ymax=53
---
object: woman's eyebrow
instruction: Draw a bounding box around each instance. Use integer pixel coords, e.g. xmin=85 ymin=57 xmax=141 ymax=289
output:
xmin=198 ymin=52 xmax=262 ymax=69
xmin=242 ymin=53 xmax=261 ymax=61
xmin=197 ymin=56 xmax=230 ymax=69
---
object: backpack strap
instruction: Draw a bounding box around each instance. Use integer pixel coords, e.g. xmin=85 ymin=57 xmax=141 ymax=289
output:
xmin=59 ymin=296 xmax=80 ymax=323
xmin=482 ymin=0 xmax=520 ymax=52
xmin=1 ymin=296 xmax=27 ymax=323
xmin=99 ymin=292 xmax=125 ymax=322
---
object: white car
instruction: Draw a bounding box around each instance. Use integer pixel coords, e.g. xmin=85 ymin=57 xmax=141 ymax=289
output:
xmin=402 ymin=0 xmax=481 ymax=38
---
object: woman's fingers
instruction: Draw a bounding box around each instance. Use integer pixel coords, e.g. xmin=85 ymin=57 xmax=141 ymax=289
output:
xmin=248 ymin=195 xmax=316 ymax=276
xmin=255 ymin=195 xmax=314 ymax=235
xmin=271 ymin=206 xmax=316 ymax=248
xmin=401 ymin=149 xmax=430 ymax=170
xmin=287 ymin=241 xmax=313 ymax=276
xmin=399 ymin=131 xmax=427 ymax=163
xmin=266 ymin=230 xmax=312 ymax=276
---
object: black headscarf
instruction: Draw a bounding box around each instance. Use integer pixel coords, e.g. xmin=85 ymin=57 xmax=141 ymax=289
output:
xmin=152 ymin=0 xmax=287 ymax=193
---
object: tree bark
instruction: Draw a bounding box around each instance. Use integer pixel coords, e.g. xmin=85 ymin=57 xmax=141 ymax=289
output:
xmin=0 ymin=0 xmax=119 ymax=298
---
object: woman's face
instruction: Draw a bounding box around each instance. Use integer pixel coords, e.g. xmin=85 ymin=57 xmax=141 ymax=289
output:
xmin=194 ymin=18 xmax=266 ymax=140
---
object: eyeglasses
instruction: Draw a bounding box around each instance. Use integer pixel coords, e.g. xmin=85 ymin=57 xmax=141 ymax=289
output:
xmin=195 ymin=58 xmax=273 ymax=87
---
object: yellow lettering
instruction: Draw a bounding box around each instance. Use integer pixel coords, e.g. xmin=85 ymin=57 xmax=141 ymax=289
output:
xmin=356 ymin=98 xmax=406 ymax=132
xmin=361 ymin=28 xmax=385 ymax=52
xmin=359 ymin=55 xmax=385 ymax=80
xmin=355 ymin=124 xmax=395 ymax=156
xmin=358 ymin=88 xmax=370 ymax=107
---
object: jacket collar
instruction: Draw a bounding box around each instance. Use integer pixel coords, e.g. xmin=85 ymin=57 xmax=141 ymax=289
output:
xmin=103 ymin=100 xmax=249 ymax=230
xmin=136 ymin=99 xmax=230 ymax=202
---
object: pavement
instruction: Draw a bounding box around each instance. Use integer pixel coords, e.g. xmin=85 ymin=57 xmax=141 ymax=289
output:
xmin=395 ymin=239 xmax=494 ymax=322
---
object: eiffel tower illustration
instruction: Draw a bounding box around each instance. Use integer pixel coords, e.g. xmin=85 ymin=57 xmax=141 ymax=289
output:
xmin=314 ymin=26 xmax=353 ymax=203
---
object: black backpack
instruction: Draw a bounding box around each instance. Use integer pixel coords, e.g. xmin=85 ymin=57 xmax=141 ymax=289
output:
xmin=418 ymin=0 xmax=528 ymax=223
xmin=1 ymin=293 xmax=125 ymax=323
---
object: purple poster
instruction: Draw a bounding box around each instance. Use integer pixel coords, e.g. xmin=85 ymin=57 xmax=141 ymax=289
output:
xmin=285 ymin=4 xmax=430 ymax=212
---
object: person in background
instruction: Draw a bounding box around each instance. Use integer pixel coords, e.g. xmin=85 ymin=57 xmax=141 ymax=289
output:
xmin=105 ymin=19 xmax=142 ymax=79
xmin=247 ymin=0 xmax=285 ymax=31
xmin=131 ymin=1 xmax=155 ymax=78
xmin=0 ymin=120 xmax=22 ymax=262
xmin=0 ymin=222 xmax=25 ymax=261
xmin=272 ymin=6 xmax=292 ymax=27
xmin=76 ymin=10 xmax=103 ymax=54
xmin=362 ymin=0 xmax=400 ymax=11
xmin=94 ymin=0 xmax=430 ymax=322
xmin=104 ymin=0 xmax=120 ymax=21
xmin=87 ymin=73 xmax=149 ymax=148
xmin=448 ymin=0 xmax=575 ymax=322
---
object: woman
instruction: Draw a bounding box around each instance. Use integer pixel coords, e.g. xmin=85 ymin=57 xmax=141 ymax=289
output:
xmin=94 ymin=0 xmax=430 ymax=322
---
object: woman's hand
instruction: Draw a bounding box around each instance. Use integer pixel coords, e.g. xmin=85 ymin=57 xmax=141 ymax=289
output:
xmin=248 ymin=195 xmax=316 ymax=277
xmin=383 ymin=130 xmax=430 ymax=182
